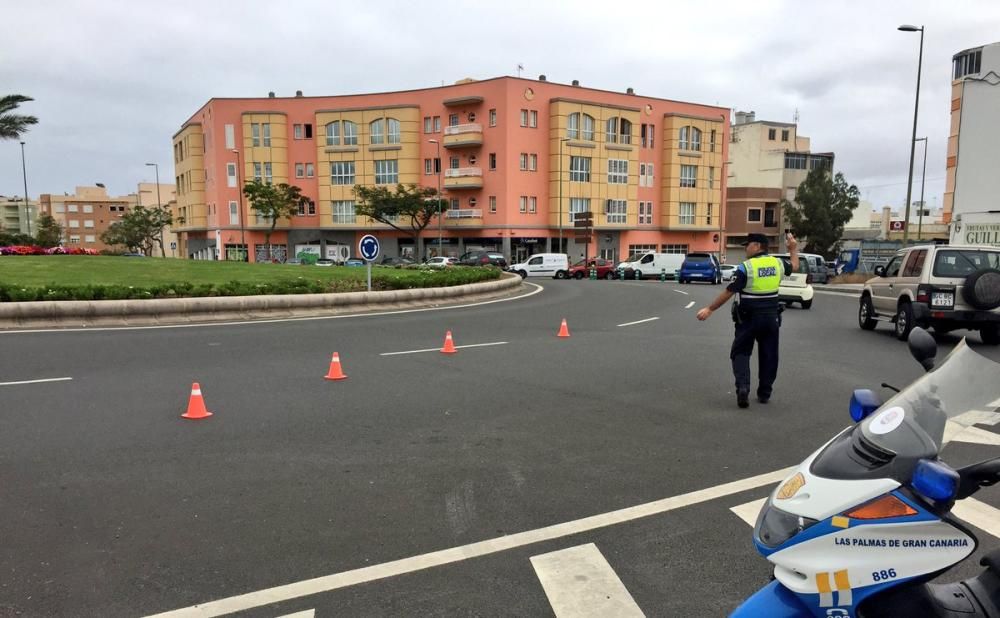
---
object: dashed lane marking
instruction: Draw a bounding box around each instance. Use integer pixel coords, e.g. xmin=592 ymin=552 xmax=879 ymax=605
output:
xmin=685 ymin=301 xmax=696 ymax=309
xmin=380 ymin=341 xmax=509 ymax=356
xmin=617 ymin=317 xmax=659 ymax=327
xmin=0 ymin=376 xmax=73 ymax=387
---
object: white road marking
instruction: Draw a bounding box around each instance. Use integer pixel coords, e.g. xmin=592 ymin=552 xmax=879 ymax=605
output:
xmin=0 ymin=282 xmax=544 ymax=335
xmin=947 ymin=425 xmax=1000 ymax=446
xmin=673 ymin=289 xmax=689 ymax=296
xmin=812 ymin=290 xmax=860 ymax=299
xmin=0 ymin=376 xmax=73 ymax=387
xmin=730 ymin=498 xmax=767 ymax=526
xmin=144 ymin=466 xmax=793 ymax=617
xmin=616 ymin=317 xmax=659 ymax=328
xmin=276 ymin=611 xmax=314 ymax=618
xmin=952 ymin=498 xmax=1000 ymax=540
xmin=685 ymin=301 xmax=696 ymax=309
xmin=380 ymin=341 xmax=508 ymax=356
xmin=530 ymin=543 xmax=645 ymax=618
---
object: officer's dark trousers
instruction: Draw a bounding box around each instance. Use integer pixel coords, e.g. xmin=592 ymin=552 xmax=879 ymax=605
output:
xmin=731 ymin=312 xmax=780 ymax=398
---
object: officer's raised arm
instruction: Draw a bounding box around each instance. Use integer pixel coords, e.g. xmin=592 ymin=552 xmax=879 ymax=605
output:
xmin=786 ymin=233 xmax=799 ymax=272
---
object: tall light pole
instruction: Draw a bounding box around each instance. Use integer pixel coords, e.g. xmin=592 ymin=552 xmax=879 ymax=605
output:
xmin=915 ymin=137 xmax=928 ymax=241
xmin=898 ymin=24 xmax=924 ymax=245
xmin=559 ymin=137 xmax=570 ymax=253
xmin=429 ymin=139 xmax=442 ymax=259
xmin=19 ymin=141 xmax=30 ymax=236
xmin=232 ymin=149 xmax=247 ymax=261
xmin=145 ymin=162 xmax=165 ymax=256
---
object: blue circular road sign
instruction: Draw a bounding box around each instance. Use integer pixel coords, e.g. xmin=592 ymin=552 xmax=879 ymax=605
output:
xmin=358 ymin=234 xmax=380 ymax=261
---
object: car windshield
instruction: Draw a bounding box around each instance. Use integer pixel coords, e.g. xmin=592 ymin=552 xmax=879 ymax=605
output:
xmin=860 ymin=339 xmax=1000 ymax=456
xmin=933 ymin=249 xmax=1000 ymax=278
xmin=625 ymin=253 xmax=646 ymax=263
xmin=685 ymin=256 xmax=711 ymax=263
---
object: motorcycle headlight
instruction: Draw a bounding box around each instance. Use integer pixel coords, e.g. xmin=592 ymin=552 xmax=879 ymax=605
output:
xmin=755 ymin=502 xmax=819 ymax=549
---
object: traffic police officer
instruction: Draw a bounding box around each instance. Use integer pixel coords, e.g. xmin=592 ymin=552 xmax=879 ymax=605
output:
xmin=697 ymin=233 xmax=799 ymax=408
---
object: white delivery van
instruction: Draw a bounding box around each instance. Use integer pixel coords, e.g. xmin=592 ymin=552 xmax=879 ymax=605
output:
xmin=618 ymin=252 xmax=685 ymax=279
xmin=509 ymin=253 xmax=570 ymax=279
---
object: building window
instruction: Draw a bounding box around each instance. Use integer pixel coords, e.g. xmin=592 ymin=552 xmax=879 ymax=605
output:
xmin=305 ymin=124 xmax=312 ymax=138
xmin=68 ymin=204 xmax=79 ymax=213
xmin=306 ymin=163 xmax=314 ymax=178
xmin=954 ymin=49 xmax=983 ymax=79
xmin=529 ymin=197 xmax=537 ymax=214
xmin=707 ymin=204 xmax=713 ymax=226
xmin=764 ymin=205 xmax=777 ymax=227
xmin=229 ymin=201 xmax=239 ymax=225
xmin=387 ymin=118 xmax=401 ymax=144
xmin=262 ymin=123 xmax=271 ymax=146
xmin=489 ymin=109 xmax=497 ymax=127
xmin=679 ymin=126 xmax=701 ymax=151
xmin=450 ymin=156 xmax=460 ymax=169
xmin=567 ymin=113 xmax=595 ymax=141
xmin=680 ymin=164 xmax=697 ymax=188
xmin=425 ymin=158 xmax=433 ymax=175
xmin=708 ymin=167 xmax=715 ymax=189
xmin=294 ymin=124 xmax=303 ymax=139
xmin=295 ymin=163 xmax=305 ymax=178
xmin=605 ymin=199 xmax=627 ymax=224
xmin=489 ymin=153 xmax=496 ymax=170
xmin=809 ymin=156 xmax=830 ymax=171
xmin=530 ymin=110 xmax=538 ymax=128
xmin=227 ymin=163 xmax=237 ymax=188
xmin=567 ymin=113 xmax=578 ymax=139
xmin=374 ymin=159 xmax=398 ymax=184
xmin=450 ymin=198 xmax=459 ymax=210
xmin=748 ymin=208 xmax=762 ymax=223
xmin=606 ymin=117 xmax=632 ymax=144
xmin=251 ymin=124 xmax=260 ymax=146
xmin=225 ymin=124 xmax=235 ymax=149
xmin=331 ymin=161 xmax=356 ymax=185
xmin=68 ymin=235 xmax=80 ymax=244
xmin=520 ymin=153 xmax=528 ymax=171
xmin=768 ymin=128 xmax=776 ymax=141
xmin=370 ymin=119 xmax=384 ymax=145
xmin=645 ymin=164 xmax=654 ymax=187
xmin=448 ymin=114 xmax=459 ymax=127
xmin=84 ymin=235 xmax=96 ymax=243
xmin=679 ymin=202 xmax=695 ymax=225
xmin=639 ymin=201 xmax=652 ymax=225
xmin=80 ymin=204 xmax=92 ymax=213
xmin=264 ymin=162 xmax=273 ymax=183
xmin=519 ymin=196 xmax=527 ymax=213
xmin=784 ymin=153 xmax=807 ymax=170
xmin=569 ymin=197 xmax=590 ymax=219
xmin=608 ymin=159 xmax=628 ymax=184
xmin=434 ymin=158 xmax=441 ymax=173
xmin=326 ymin=121 xmax=358 ymax=146
xmin=710 ymin=129 xmax=716 ymax=152
xmin=781 ymin=129 xmax=789 ymax=142
xmin=639 ymin=163 xmax=646 ymax=186
xmin=529 ymin=154 xmax=537 ymax=171
xmin=69 ymin=220 xmax=80 ymax=228
xmin=253 ymin=162 xmax=262 ymax=181
xmin=84 ymin=220 xmax=94 ymax=228
xmin=641 ymin=123 xmax=648 ymax=148
xmin=569 ymin=156 xmax=591 ymax=182
xmin=424 ymin=117 xmax=432 ymax=133
xmin=433 ymin=116 xmax=441 ymax=132
xmin=662 ymin=244 xmax=688 ymax=254
xmin=489 ymin=196 xmax=497 ymax=213
xmin=520 ymin=109 xmax=528 ymax=127
xmin=332 ymin=200 xmax=355 ymax=224
xmin=55 ymin=205 xmax=65 ymax=214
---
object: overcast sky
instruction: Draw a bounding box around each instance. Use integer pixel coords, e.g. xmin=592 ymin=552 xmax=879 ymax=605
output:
xmin=3 ymin=0 xmax=999 ymax=212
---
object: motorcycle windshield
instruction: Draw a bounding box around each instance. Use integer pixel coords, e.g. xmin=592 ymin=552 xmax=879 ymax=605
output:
xmin=860 ymin=339 xmax=1000 ymax=457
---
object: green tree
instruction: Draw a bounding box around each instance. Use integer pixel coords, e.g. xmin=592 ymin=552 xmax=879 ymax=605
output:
xmin=242 ymin=180 xmax=311 ymax=261
xmin=353 ymin=184 xmax=446 ymax=255
xmin=33 ymin=214 xmax=63 ymax=247
xmin=782 ymin=167 xmax=860 ymax=257
xmin=0 ymin=95 xmax=39 ymax=140
xmin=101 ymin=206 xmax=173 ymax=256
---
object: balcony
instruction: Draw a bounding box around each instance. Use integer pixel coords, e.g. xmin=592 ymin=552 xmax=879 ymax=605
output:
xmin=443 ymin=167 xmax=484 ymax=190
xmin=443 ymin=124 xmax=483 ymax=149
xmin=446 ymin=209 xmax=482 ymax=219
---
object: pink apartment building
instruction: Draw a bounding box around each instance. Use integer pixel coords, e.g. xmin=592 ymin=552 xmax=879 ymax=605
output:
xmin=172 ymin=76 xmax=729 ymax=264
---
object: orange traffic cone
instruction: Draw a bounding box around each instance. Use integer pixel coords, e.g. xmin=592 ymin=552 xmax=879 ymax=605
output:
xmin=557 ymin=318 xmax=571 ymax=338
xmin=182 ymin=382 xmax=213 ymax=420
xmin=324 ymin=352 xmax=348 ymax=381
xmin=441 ymin=330 xmax=458 ymax=354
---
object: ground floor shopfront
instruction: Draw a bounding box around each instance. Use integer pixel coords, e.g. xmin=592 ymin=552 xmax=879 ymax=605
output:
xmin=175 ymin=228 xmax=724 ymax=264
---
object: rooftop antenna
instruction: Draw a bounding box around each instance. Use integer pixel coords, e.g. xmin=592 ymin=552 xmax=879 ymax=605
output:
xmin=793 ymin=108 xmax=800 ymax=124
xmin=517 ymin=63 xmax=524 ymax=78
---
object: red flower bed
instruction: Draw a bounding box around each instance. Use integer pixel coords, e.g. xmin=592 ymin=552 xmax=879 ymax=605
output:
xmin=0 ymin=245 xmax=100 ymax=256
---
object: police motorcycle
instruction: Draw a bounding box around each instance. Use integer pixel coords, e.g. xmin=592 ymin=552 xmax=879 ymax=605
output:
xmin=733 ymin=328 xmax=1000 ymax=617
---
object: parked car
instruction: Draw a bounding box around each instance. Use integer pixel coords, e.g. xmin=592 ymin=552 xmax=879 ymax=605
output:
xmin=568 ymin=258 xmax=618 ymax=280
xmin=678 ymin=253 xmax=722 ymax=284
xmin=315 ymin=259 xmax=334 ymax=267
xmin=798 ymin=253 xmax=831 ymax=284
xmin=345 ymin=258 xmax=365 ymax=267
xmin=509 ymin=253 xmax=570 ymax=279
xmin=381 ymin=256 xmax=414 ymax=266
xmin=424 ymin=256 xmax=457 ymax=268
xmin=618 ymin=252 xmax=685 ymax=279
xmin=772 ymin=253 xmax=815 ymax=309
xmin=720 ymin=264 xmax=738 ymax=281
xmin=457 ymin=250 xmax=508 ymax=269
xmin=859 ymin=244 xmax=1000 ymax=344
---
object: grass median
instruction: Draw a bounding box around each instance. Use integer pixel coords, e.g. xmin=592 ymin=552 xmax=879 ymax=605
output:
xmin=0 ymin=256 xmax=503 ymax=302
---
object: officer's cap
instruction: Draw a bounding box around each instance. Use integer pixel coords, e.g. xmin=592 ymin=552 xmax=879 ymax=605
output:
xmin=741 ymin=234 xmax=769 ymax=247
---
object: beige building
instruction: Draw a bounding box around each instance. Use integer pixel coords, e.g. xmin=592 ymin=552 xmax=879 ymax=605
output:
xmin=725 ymin=111 xmax=833 ymax=255
xmin=1 ymin=195 xmax=38 ymax=236
xmin=40 ymin=186 xmax=136 ymax=252
xmin=137 ymin=182 xmax=179 ymax=256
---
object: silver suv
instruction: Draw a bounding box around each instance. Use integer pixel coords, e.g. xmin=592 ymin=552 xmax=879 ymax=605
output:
xmin=859 ymin=244 xmax=1000 ymax=344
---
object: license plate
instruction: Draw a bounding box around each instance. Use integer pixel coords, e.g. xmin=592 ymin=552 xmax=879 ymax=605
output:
xmin=931 ymin=292 xmax=954 ymax=308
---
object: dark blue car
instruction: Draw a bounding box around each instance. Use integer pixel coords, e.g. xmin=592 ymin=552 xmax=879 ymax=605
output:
xmin=678 ymin=252 xmax=722 ymax=284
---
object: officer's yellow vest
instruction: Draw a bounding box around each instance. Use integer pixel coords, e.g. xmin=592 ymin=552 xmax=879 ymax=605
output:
xmin=741 ymin=255 xmax=782 ymax=298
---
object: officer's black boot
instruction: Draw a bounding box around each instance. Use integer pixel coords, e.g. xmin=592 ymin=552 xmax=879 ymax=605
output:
xmin=737 ymin=388 xmax=750 ymax=409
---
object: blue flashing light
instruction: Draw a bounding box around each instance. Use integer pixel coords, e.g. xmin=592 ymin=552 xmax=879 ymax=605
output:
xmin=850 ymin=389 xmax=882 ymax=422
xmin=912 ymin=459 xmax=959 ymax=502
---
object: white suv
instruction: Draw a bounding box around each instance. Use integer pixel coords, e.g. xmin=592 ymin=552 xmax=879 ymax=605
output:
xmin=859 ymin=244 xmax=1000 ymax=344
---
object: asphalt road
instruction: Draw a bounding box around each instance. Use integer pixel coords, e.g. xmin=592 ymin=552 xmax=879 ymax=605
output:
xmin=2 ymin=280 xmax=999 ymax=617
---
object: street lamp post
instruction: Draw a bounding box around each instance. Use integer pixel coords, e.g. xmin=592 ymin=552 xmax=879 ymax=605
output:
xmin=145 ymin=162 xmax=165 ymax=256
xmin=429 ymin=139 xmax=442 ymax=259
xmin=19 ymin=141 xmax=30 ymax=236
xmin=898 ymin=24 xmax=924 ymax=245
xmin=559 ymin=138 xmax=571 ymax=254
xmin=232 ymin=149 xmax=247 ymax=261
xmin=915 ymin=137 xmax=928 ymax=241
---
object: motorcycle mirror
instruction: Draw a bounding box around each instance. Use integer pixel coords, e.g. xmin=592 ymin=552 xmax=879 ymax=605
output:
xmin=908 ymin=327 xmax=937 ymax=372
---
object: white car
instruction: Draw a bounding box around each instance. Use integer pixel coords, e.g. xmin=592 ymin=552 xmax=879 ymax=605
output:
xmin=424 ymin=256 xmax=456 ymax=268
xmin=773 ymin=254 xmax=815 ymax=309
xmin=720 ymin=264 xmax=738 ymax=281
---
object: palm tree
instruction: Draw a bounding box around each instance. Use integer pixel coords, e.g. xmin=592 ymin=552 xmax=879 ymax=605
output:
xmin=0 ymin=95 xmax=39 ymax=140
